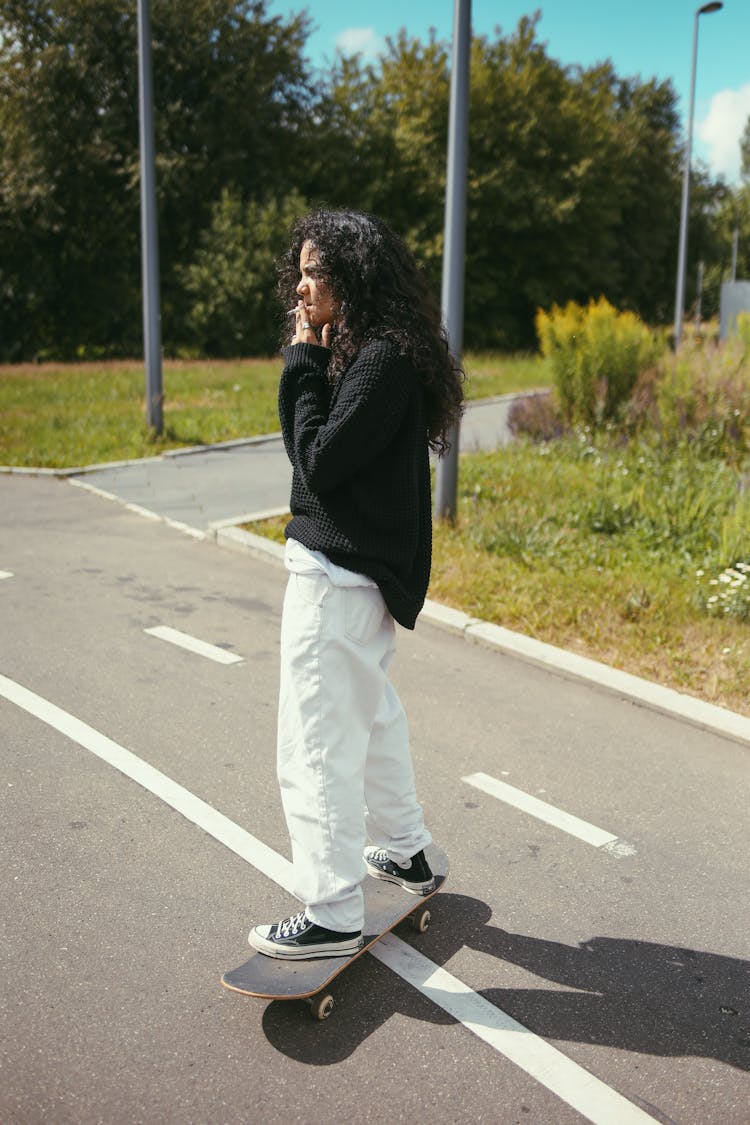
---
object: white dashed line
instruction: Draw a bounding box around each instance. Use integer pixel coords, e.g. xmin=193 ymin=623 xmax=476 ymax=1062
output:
xmin=463 ymin=771 xmax=636 ymax=855
xmin=0 ymin=570 xmax=14 ymax=579
xmin=144 ymin=625 xmax=244 ymax=665
xmin=0 ymin=672 xmax=655 ymax=1123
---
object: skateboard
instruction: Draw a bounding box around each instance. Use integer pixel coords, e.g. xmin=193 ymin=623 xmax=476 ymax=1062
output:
xmin=221 ymin=843 xmax=448 ymax=1020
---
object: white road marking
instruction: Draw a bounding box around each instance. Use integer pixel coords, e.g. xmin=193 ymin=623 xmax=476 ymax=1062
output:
xmin=374 ymin=938 xmax=653 ymax=1124
xmin=0 ymin=673 xmax=290 ymax=886
xmin=144 ymin=625 xmax=244 ymax=665
xmin=0 ymin=672 xmax=654 ymax=1124
xmin=463 ymin=771 xmax=636 ymax=855
xmin=0 ymin=570 xmax=14 ymax=579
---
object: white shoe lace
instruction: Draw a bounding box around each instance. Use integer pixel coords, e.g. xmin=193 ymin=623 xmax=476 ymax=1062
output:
xmin=369 ymin=847 xmax=412 ymax=870
xmin=277 ymin=910 xmax=307 ymax=937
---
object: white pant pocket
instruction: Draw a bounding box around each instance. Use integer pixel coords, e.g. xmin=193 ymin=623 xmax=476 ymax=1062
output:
xmin=344 ymin=586 xmax=386 ymax=646
xmin=293 ymin=571 xmax=329 ymax=607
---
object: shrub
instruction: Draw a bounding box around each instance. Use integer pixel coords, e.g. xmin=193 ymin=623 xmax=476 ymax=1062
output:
xmin=536 ymin=298 xmax=662 ymax=428
xmin=507 ymin=391 xmax=564 ymax=441
xmin=626 ymin=336 xmax=750 ymax=461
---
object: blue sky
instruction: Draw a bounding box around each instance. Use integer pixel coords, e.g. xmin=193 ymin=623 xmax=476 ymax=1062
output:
xmin=268 ymin=0 xmax=750 ymax=183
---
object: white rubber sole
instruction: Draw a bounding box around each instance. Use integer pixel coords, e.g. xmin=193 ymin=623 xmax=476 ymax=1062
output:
xmin=364 ymin=865 xmax=435 ymax=896
xmin=248 ymin=928 xmax=364 ymax=959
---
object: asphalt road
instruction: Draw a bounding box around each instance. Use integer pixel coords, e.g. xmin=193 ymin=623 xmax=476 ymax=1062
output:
xmin=2 ymin=474 xmax=749 ymax=1124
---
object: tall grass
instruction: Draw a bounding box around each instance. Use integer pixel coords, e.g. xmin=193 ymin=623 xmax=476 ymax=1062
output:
xmin=428 ymin=433 xmax=750 ymax=715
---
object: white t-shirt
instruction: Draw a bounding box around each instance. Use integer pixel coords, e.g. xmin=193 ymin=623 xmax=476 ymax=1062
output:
xmin=284 ymin=538 xmax=377 ymax=589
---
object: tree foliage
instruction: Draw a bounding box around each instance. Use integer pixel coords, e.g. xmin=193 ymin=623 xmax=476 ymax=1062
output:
xmin=308 ymin=18 xmax=685 ymax=350
xmin=741 ymin=116 xmax=750 ymax=183
xmin=0 ymin=0 xmax=311 ymax=358
xmin=0 ymin=4 xmax=727 ymax=359
xmin=179 ymin=189 xmax=308 ymax=356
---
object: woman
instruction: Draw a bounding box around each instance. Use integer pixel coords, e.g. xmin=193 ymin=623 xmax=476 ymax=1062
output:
xmin=249 ymin=208 xmax=464 ymax=959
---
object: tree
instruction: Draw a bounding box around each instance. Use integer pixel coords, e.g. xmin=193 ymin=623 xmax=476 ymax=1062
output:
xmin=0 ymin=7 xmax=711 ymax=358
xmin=606 ymin=76 xmax=683 ymax=324
xmin=319 ymin=16 xmax=685 ymax=349
xmin=0 ymin=0 xmax=142 ymax=358
xmin=701 ymin=182 xmax=750 ymax=314
xmin=741 ymin=116 xmax=750 ymax=182
xmin=180 ymin=189 xmax=308 ymax=356
xmin=0 ymin=0 xmax=313 ymax=359
xmin=305 ymin=31 xmax=450 ymax=283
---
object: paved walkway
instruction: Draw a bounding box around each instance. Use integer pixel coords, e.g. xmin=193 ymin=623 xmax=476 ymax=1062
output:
xmin=70 ymin=392 xmax=538 ymax=532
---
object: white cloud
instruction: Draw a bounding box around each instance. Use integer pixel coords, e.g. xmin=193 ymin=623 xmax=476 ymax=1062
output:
xmin=334 ymin=27 xmax=386 ymax=61
xmin=696 ymin=83 xmax=750 ymax=184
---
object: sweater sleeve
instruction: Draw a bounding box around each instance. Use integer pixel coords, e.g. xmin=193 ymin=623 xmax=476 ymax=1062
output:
xmin=279 ymin=339 xmax=413 ymax=495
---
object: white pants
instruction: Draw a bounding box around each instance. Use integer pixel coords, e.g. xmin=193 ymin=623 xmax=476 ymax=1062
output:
xmin=277 ymin=560 xmax=431 ymax=932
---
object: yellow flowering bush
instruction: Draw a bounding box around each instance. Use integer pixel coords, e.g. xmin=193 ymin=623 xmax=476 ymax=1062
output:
xmin=536 ymin=298 xmax=663 ymax=428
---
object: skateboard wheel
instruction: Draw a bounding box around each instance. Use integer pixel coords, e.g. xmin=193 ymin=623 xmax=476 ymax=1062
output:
xmin=308 ymin=993 xmax=334 ymax=1021
xmin=411 ymin=907 xmax=431 ymax=934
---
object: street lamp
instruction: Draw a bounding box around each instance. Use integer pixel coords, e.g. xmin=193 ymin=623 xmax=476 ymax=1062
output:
xmin=434 ymin=0 xmax=471 ymax=522
xmin=137 ymin=0 xmax=164 ymax=434
xmin=673 ymin=1 xmax=723 ymax=348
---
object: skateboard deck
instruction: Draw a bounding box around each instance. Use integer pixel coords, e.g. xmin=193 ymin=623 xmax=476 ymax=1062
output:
xmin=221 ymin=843 xmax=448 ymax=1019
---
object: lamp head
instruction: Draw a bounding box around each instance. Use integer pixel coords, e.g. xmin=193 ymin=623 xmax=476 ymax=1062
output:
xmin=698 ymin=2 xmax=723 ymax=13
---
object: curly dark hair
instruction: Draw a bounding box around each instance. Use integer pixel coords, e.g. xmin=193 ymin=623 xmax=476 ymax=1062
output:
xmin=277 ymin=208 xmax=465 ymax=455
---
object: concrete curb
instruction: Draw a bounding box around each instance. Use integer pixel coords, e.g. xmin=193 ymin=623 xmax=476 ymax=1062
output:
xmin=421 ymin=601 xmax=750 ymax=749
xmin=463 ymin=388 xmax=550 ymax=408
xmin=68 ymin=478 xmax=207 ymax=540
xmin=214 ymin=524 xmax=285 ymax=565
xmin=217 ymin=525 xmax=750 ymax=751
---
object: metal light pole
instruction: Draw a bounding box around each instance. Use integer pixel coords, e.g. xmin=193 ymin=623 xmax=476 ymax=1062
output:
xmin=137 ymin=0 xmax=163 ymax=433
xmin=433 ymin=0 xmax=471 ymax=522
xmin=673 ymin=1 xmax=723 ymax=348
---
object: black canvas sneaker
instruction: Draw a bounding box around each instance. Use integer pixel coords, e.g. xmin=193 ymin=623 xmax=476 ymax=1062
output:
xmin=248 ymin=911 xmax=363 ymax=959
xmin=364 ymin=846 xmax=435 ymax=895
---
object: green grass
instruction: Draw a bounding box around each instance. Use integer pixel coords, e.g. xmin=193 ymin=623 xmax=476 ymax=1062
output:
xmin=0 ymin=352 xmax=548 ymax=469
xmin=463 ymin=352 xmax=550 ymax=399
xmin=0 ymin=358 xmax=282 ymax=468
xmin=245 ymin=435 xmax=750 ymax=718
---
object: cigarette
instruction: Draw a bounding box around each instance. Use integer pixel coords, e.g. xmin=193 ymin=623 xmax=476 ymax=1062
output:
xmin=287 ymin=307 xmax=298 ymax=316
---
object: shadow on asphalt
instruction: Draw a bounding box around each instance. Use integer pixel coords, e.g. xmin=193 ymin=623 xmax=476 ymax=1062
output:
xmin=259 ymin=893 xmax=750 ymax=1070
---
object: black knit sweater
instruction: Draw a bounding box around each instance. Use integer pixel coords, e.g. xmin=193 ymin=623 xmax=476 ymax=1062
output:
xmin=278 ymin=337 xmax=432 ymax=629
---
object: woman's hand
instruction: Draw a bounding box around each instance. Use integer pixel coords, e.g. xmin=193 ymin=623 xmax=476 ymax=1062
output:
xmin=291 ymin=300 xmax=332 ymax=348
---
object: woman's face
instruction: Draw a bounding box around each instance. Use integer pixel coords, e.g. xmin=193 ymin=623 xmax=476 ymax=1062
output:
xmin=296 ymin=241 xmax=337 ymax=328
